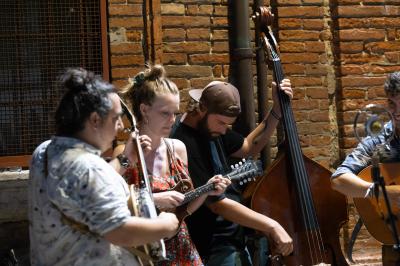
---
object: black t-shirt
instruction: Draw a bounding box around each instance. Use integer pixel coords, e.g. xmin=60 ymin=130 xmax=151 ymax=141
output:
xmin=171 ymin=122 xmax=244 ymax=258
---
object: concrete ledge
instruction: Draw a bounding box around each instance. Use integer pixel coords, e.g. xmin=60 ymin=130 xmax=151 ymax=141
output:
xmin=0 ymin=171 xmax=30 ymax=264
xmin=0 ymin=170 xmax=29 ymax=223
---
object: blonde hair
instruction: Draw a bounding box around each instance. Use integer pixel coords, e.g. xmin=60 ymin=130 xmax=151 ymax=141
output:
xmin=121 ymin=64 xmax=179 ymax=122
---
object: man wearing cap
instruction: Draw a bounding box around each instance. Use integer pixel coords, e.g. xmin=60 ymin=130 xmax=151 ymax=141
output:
xmin=171 ymin=79 xmax=293 ymax=265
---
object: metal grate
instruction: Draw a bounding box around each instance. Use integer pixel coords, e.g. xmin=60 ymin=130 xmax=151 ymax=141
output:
xmin=0 ymin=0 xmax=104 ymax=157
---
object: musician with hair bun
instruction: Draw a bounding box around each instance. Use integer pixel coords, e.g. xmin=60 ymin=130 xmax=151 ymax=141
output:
xmin=28 ymin=68 xmax=179 ymax=266
xmin=121 ymin=64 xmax=231 ymax=265
xmin=331 ymin=71 xmax=400 ymax=265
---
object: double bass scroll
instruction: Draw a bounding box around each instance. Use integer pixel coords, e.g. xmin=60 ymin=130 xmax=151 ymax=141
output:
xmin=246 ymin=7 xmax=349 ymax=266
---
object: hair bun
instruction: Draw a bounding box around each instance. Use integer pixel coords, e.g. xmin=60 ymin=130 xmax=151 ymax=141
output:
xmin=61 ymin=68 xmax=96 ymax=92
xmin=145 ymin=64 xmax=166 ymax=81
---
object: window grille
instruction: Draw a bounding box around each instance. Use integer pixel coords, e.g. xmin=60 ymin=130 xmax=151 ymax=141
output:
xmin=0 ymin=0 xmax=107 ymax=166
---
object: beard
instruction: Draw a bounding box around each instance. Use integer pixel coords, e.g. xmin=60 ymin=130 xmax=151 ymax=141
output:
xmin=198 ymin=113 xmax=222 ymax=140
xmin=198 ymin=113 xmax=212 ymax=139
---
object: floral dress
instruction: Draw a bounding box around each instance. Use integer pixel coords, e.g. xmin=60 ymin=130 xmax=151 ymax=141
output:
xmin=124 ymin=139 xmax=203 ymax=266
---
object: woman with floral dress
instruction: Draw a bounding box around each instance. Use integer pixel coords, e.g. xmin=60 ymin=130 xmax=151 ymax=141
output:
xmin=120 ymin=64 xmax=231 ymax=265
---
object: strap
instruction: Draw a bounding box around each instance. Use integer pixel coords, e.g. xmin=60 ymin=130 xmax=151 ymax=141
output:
xmin=214 ymin=137 xmax=229 ymax=174
xmin=163 ymin=138 xmax=190 ymax=181
xmin=347 ymin=217 xmax=363 ymax=263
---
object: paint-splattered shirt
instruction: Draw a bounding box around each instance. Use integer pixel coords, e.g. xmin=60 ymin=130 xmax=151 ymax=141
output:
xmin=28 ymin=136 xmax=139 ymax=266
xmin=332 ymin=121 xmax=400 ymax=178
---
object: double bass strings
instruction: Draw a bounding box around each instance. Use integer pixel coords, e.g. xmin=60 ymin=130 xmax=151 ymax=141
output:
xmin=270 ymin=44 xmax=326 ymax=264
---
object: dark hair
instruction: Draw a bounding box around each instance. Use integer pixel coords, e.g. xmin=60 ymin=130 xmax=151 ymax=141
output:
xmin=384 ymin=72 xmax=400 ymax=96
xmin=122 ymin=64 xmax=178 ymax=122
xmin=55 ymin=68 xmax=116 ymax=136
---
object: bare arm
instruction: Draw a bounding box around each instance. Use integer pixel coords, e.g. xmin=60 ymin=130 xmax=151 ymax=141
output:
xmin=232 ymin=79 xmax=293 ymax=158
xmin=331 ymin=172 xmax=372 ymax=198
xmin=104 ymin=212 xmax=178 ymax=247
xmin=208 ymin=198 xmax=293 ymax=256
xmin=331 ymin=172 xmax=400 ymax=207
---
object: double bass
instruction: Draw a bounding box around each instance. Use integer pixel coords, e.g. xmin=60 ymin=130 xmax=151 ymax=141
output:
xmin=247 ymin=7 xmax=349 ymax=265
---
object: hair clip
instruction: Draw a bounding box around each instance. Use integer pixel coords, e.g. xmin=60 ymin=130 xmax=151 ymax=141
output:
xmin=133 ymin=72 xmax=145 ymax=87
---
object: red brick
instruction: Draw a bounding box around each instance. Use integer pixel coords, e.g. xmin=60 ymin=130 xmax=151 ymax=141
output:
xmin=310 ymin=135 xmax=332 ymax=146
xmin=293 ymin=87 xmax=306 ymax=99
xmin=126 ymin=31 xmax=142 ymax=42
xmin=212 ymin=41 xmax=229 ymax=52
xmin=339 ymin=29 xmax=385 ymax=41
xmin=163 ymin=16 xmax=211 ymax=28
xmin=187 ymin=29 xmax=210 ymax=40
xmin=280 ymin=53 xmax=320 ymax=63
xmin=163 ymin=28 xmax=186 ymax=41
xmin=307 ymin=87 xmax=328 ymax=99
xmin=385 ymin=51 xmax=400 ymax=63
xmin=111 ymin=67 xmax=143 ymax=79
xmin=277 ymin=0 xmax=302 ymax=5
xmin=305 ymin=41 xmax=326 ymax=53
xmin=214 ymin=6 xmax=228 ymax=16
xmin=279 ymin=30 xmax=321 ymax=41
xmin=111 ymin=55 xmax=144 ymax=66
xmin=292 ymin=99 xmax=319 ymax=110
xmin=109 ymin=17 xmax=143 ymax=28
xmin=190 ymin=78 xmax=217 ymax=88
xmin=283 ymin=64 xmax=306 ymax=75
xmin=365 ymin=41 xmax=400 ymax=53
xmin=189 ymin=53 xmax=229 ymax=64
xmin=304 ymin=19 xmax=325 ymax=30
xmin=341 ymin=53 xmax=385 ymax=64
xmin=340 ymin=65 xmax=367 ymax=75
xmin=110 ymin=43 xmax=143 ymax=55
xmin=279 ymin=18 xmax=303 ymax=29
xmin=341 ymin=76 xmax=386 ymax=87
xmin=161 ymin=3 xmax=185 ymax=15
xmin=342 ymin=88 xmax=366 ymax=99
xmin=338 ymin=17 xmax=400 ymax=29
xmin=162 ymin=53 xmax=187 ymax=64
xmin=109 ymin=5 xmax=141 ymax=16
xmin=279 ymin=42 xmax=305 ymax=52
xmin=291 ymin=77 xmax=323 ymax=87
xmin=212 ymin=17 xmax=228 ymax=27
xmin=338 ymin=6 xmax=400 ymax=17
xmin=165 ymin=65 xmax=212 ymax=78
xmin=340 ymin=42 xmax=364 ymax=53
xmin=163 ymin=42 xmax=210 ymax=53
xmin=213 ymin=30 xmax=228 ymax=40
xmin=278 ymin=6 xmax=324 ymax=18
xmin=305 ymin=65 xmax=328 ymax=75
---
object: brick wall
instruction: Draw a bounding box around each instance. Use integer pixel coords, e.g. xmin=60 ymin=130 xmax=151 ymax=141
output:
xmin=107 ymin=0 xmax=400 ymax=264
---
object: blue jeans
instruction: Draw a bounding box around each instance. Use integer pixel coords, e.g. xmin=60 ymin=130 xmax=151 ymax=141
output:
xmin=205 ymin=243 xmax=252 ymax=266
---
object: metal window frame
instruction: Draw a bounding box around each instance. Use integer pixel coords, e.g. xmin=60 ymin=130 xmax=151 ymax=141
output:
xmin=0 ymin=0 xmax=110 ymax=169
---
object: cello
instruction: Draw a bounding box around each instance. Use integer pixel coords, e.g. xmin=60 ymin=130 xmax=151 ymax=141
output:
xmin=247 ymin=7 xmax=349 ymax=265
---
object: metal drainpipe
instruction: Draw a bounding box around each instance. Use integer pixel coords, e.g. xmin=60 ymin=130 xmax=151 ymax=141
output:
xmin=253 ymin=1 xmax=270 ymax=167
xmin=228 ymin=0 xmax=255 ymax=136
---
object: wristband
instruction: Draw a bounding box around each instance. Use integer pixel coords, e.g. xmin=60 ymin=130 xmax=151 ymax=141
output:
xmin=117 ymin=153 xmax=131 ymax=169
xmin=270 ymin=109 xmax=281 ymax=121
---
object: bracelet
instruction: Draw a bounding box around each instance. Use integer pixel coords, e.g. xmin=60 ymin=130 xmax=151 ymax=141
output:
xmin=270 ymin=109 xmax=281 ymax=121
xmin=364 ymin=183 xmax=375 ymax=199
